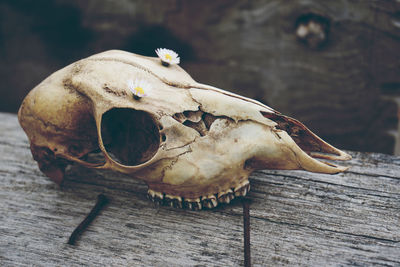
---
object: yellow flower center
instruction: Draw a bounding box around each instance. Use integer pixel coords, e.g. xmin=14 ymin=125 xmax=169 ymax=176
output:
xmin=165 ymin=54 xmax=172 ymax=61
xmin=135 ymin=86 xmax=144 ymax=95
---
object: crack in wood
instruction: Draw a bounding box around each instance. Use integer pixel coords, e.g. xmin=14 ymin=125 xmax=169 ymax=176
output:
xmin=250 ymin=216 xmax=400 ymax=244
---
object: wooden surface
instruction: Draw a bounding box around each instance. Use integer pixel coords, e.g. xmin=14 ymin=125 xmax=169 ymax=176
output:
xmin=1 ymin=112 xmax=399 ymax=266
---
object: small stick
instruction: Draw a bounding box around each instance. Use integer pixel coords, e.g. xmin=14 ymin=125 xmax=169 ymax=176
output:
xmin=68 ymin=194 xmax=109 ymax=245
xmin=242 ymin=198 xmax=251 ymax=267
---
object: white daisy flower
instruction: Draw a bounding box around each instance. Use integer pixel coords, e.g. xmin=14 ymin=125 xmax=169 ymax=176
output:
xmin=128 ymin=79 xmax=151 ymax=99
xmin=155 ymin=48 xmax=180 ymax=66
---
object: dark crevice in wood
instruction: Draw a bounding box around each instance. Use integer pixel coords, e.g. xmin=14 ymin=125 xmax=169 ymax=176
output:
xmin=0 ymin=141 xmax=29 ymax=148
xmin=250 ymin=215 xmax=399 ymax=244
xmin=344 ymin=170 xmax=400 ymax=180
xmin=64 ymin=176 xmax=147 ymax=196
xmin=255 ymin=172 xmax=400 ymax=195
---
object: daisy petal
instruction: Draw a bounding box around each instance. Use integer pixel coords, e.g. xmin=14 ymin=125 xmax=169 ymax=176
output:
xmin=128 ymin=79 xmax=151 ymax=99
xmin=155 ymin=48 xmax=180 ymax=66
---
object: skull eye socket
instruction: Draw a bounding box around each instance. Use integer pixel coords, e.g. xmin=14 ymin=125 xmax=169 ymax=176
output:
xmin=100 ymin=108 xmax=160 ymax=166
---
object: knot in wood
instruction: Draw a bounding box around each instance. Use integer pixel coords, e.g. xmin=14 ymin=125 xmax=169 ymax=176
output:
xmin=295 ymin=13 xmax=330 ymax=49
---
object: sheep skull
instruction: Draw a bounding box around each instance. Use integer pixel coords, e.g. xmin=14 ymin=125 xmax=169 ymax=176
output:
xmin=18 ymin=50 xmax=351 ymax=210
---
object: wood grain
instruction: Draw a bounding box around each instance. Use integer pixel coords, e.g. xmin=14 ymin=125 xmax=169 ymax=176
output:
xmin=0 ymin=112 xmax=399 ymax=266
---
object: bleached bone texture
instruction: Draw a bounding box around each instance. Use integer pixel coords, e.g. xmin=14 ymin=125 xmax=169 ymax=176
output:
xmin=18 ymin=50 xmax=351 ymax=210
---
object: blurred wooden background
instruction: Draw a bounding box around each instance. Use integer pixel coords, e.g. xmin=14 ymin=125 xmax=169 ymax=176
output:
xmin=1 ymin=0 xmax=400 ymax=154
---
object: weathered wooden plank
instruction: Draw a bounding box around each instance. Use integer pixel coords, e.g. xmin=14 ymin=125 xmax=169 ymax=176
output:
xmin=0 ymin=112 xmax=399 ymax=266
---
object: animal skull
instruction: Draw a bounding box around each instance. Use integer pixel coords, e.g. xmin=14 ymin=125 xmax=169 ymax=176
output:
xmin=18 ymin=50 xmax=351 ymax=210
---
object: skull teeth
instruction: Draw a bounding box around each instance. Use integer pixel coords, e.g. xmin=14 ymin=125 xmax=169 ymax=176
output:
xmin=165 ymin=194 xmax=183 ymax=209
xmin=183 ymin=198 xmax=202 ymax=211
xmin=147 ymin=180 xmax=250 ymax=210
xmin=234 ymin=180 xmax=250 ymax=197
xmin=147 ymin=189 xmax=164 ymax=205
xmin=217 ymin=189 xmax=234 ymax=204
xmin=202 ymin=195 xmax=218 ymax=209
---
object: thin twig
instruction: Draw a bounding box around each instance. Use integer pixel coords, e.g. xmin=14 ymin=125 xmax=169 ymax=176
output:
xmin=242 ymin=197 xmax=251 ymax=267
xmin=68 ymin=194 xmax=109 ymax=245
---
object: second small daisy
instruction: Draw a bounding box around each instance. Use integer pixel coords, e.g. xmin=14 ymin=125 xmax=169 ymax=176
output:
xmin=128 ymin=79 xmax=151 ymax=99
xmin=155 ymin=48 xmax=180 ymax=66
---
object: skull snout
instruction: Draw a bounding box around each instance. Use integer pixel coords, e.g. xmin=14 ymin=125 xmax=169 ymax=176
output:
xmin=256 ymin=111 xmax=351 ymax=173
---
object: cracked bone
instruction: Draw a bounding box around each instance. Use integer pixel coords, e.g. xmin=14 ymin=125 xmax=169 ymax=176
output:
xmin=18 ymin=50 xmax=351 ymax=210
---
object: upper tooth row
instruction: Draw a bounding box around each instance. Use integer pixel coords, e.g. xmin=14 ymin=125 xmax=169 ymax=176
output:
xmin=147 ymin=180 xmax=250 ymax=210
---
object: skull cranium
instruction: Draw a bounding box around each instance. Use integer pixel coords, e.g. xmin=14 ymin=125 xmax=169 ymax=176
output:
xmin=18 ymin=50 xmax=351 ymax=210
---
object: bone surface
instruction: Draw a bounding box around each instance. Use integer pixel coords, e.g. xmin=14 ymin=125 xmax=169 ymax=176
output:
xmin=18 ymin=50 xmax=351 ymax=210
